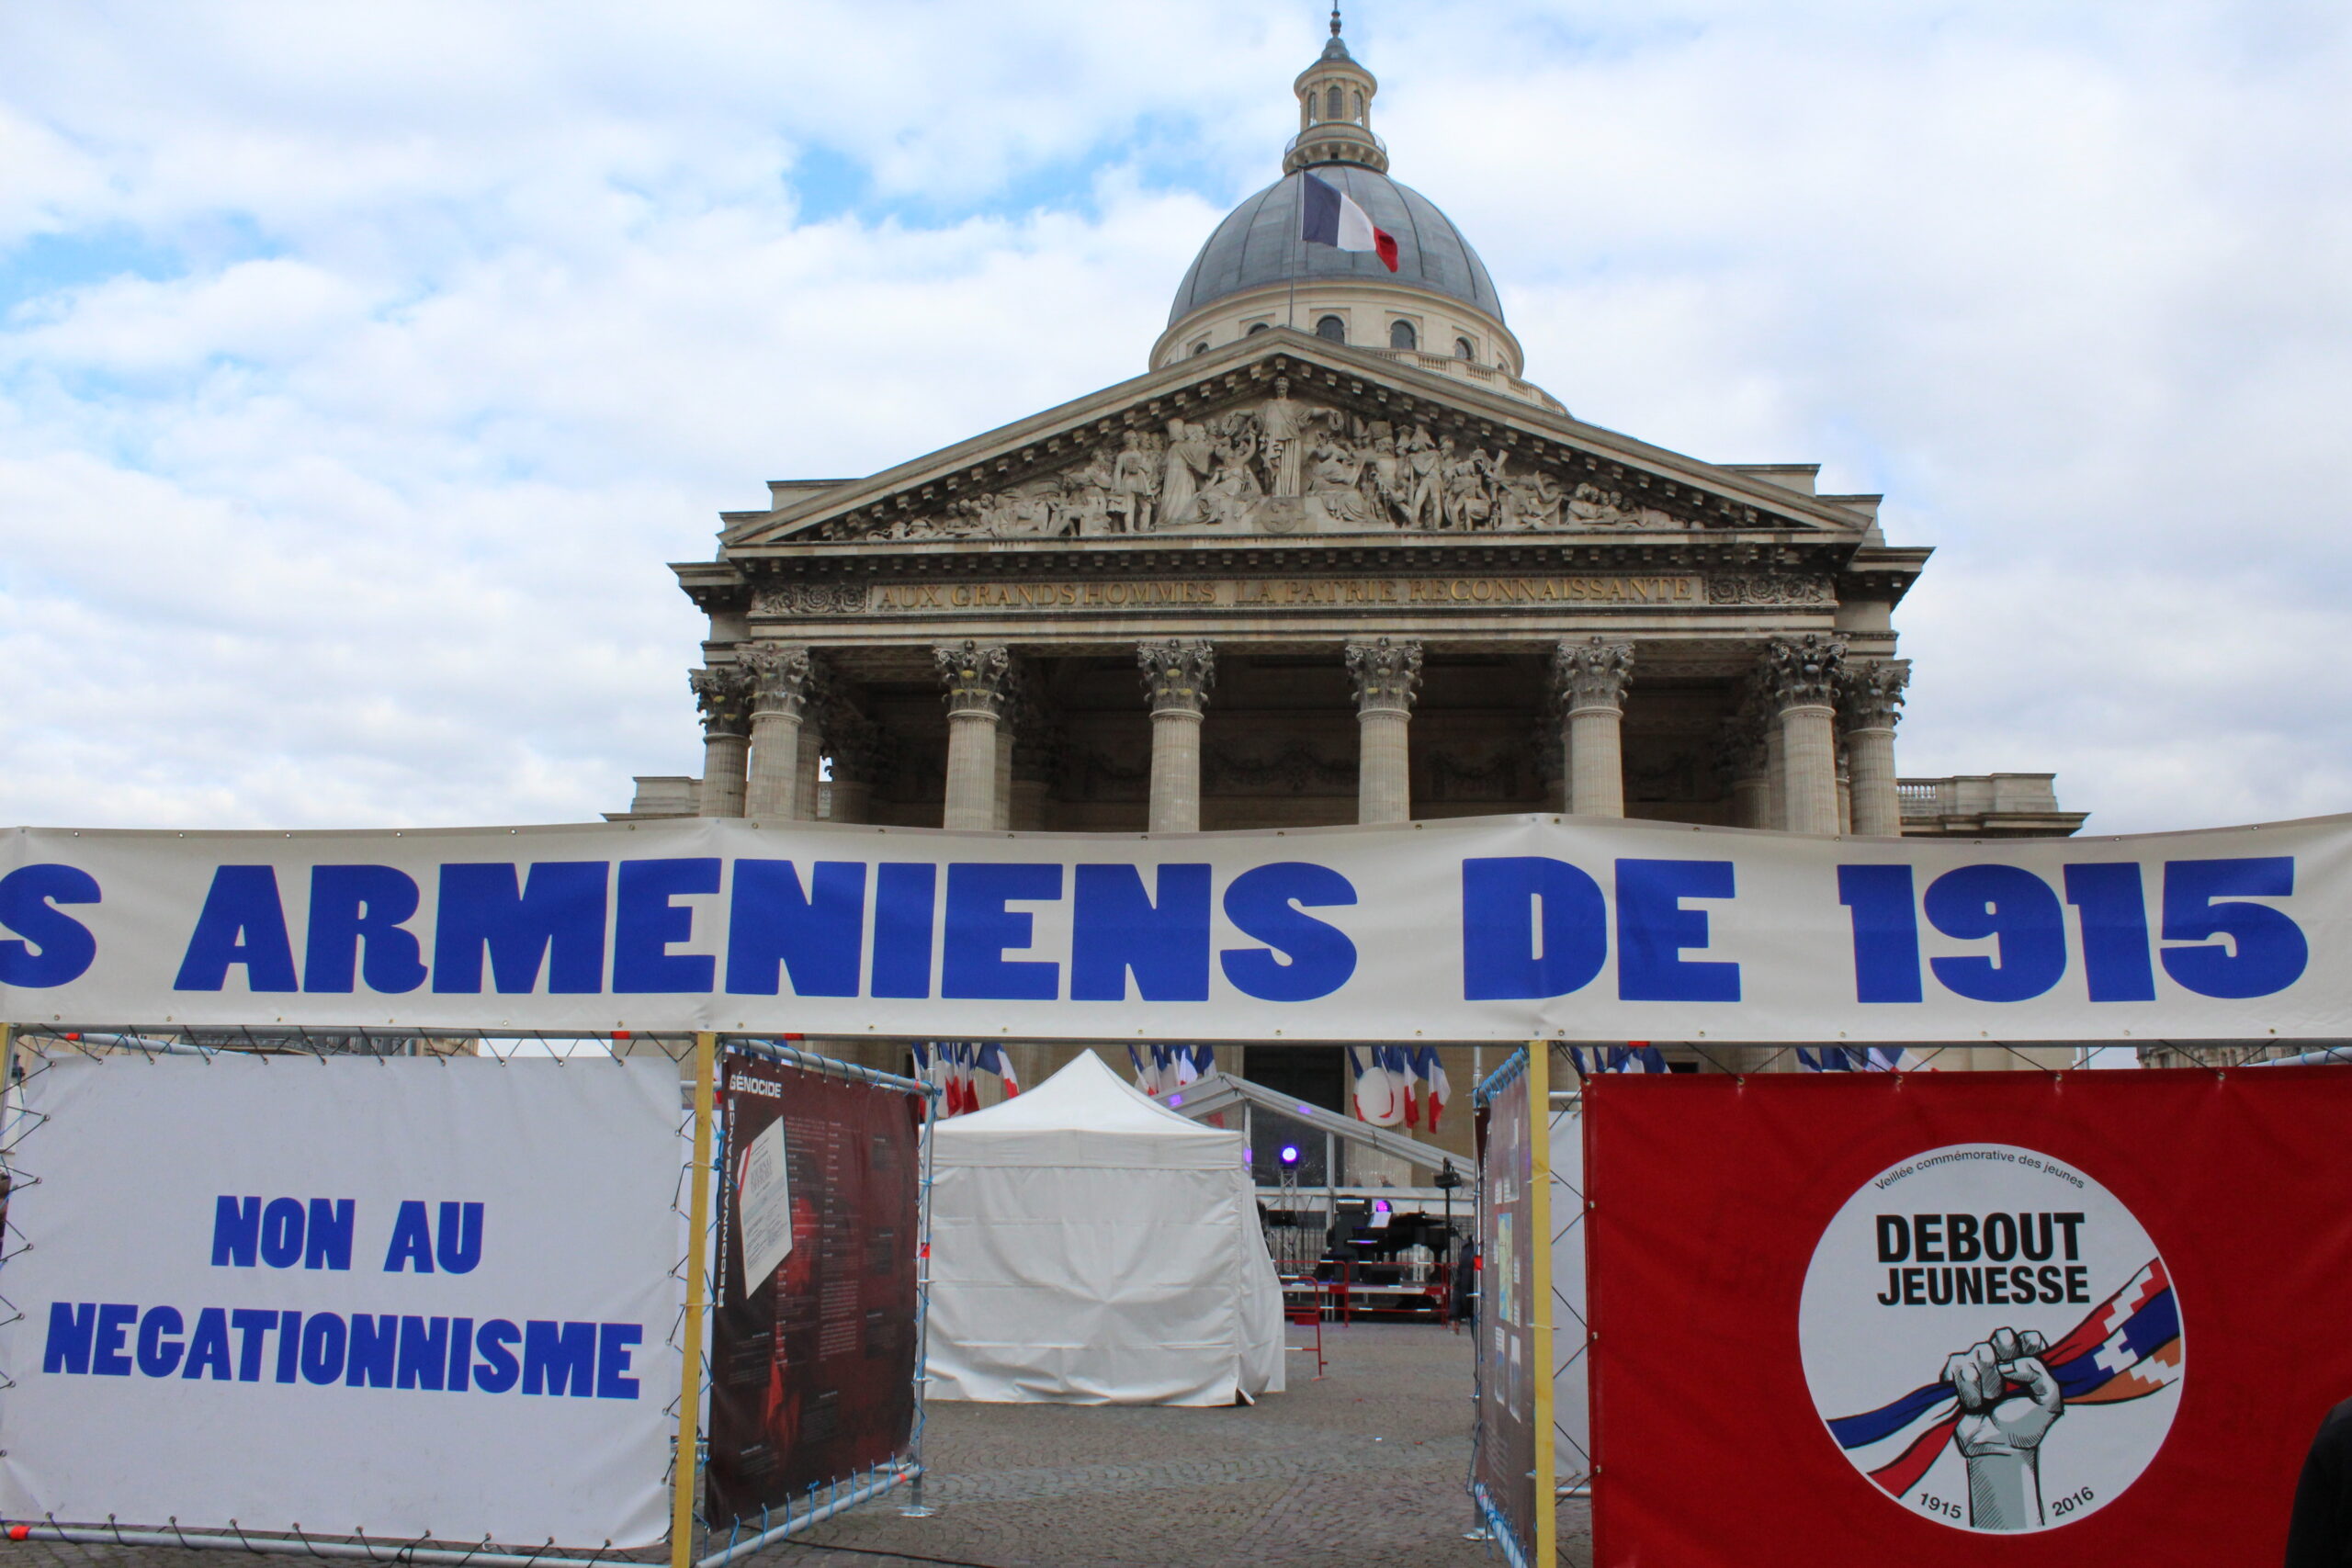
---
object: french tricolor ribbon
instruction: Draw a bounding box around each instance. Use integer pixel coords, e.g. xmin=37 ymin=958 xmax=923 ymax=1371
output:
xmin=1301 ymin=171 xmax=1398 ymax=272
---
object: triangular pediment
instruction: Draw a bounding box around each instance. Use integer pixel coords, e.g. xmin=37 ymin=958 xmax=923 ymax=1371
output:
xmin=721 ymin=333 xmax=1868 ymax=552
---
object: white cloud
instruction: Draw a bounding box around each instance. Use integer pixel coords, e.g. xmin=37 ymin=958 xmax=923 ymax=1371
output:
xmin=0 ymin=1 xmax=2347 ymax=831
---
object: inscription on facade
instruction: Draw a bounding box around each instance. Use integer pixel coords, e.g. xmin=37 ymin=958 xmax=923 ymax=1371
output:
xmin=754 ymin=575 xmax=1715 ymax=616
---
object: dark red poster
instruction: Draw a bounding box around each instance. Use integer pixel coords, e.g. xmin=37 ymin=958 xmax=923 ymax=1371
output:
xmin=705 ymin=1054 xmax=922 ymax=1529
xmin=1586 ymin=1068 xmax=2352 ymax=1566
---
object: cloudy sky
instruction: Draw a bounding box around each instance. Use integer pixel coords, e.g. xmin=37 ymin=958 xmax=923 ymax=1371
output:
xmin=2 ymin=0 xmax=2346 ymax=835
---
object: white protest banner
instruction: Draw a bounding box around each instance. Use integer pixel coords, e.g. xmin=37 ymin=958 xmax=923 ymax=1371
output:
xmin=0 ymin=1055 xmax=684 ymax=1546
xmin=0 ymin=811 xmax=2345 ymax=1041
xmin=735 ymin=1118 xmax=794 ymax=1289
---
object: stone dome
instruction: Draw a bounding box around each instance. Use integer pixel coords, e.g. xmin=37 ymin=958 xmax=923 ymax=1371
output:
xmin=1166 ymin=164 xmax=1505 ymax=329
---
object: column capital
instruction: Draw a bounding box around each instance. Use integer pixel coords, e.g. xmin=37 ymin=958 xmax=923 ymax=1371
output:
xmin=1345 ymin=637 xmax=1423 ymax=716
xmin=1763 ymin=634 xmax=1848 ymax=710
xmin=1138 ymin=639 xmax=1217 ymax=717
xmin=933 ymin=640 xmax=1014 ymax=717
xmin=689 ymin=665 xmax=752 ymax=738
xmin=1840 ymin=657 xmax=1912 ymax=733
xmin=739 ymin=642 xmax=817 ymax=718
xmin=1553 ymin=636 xmax=1635 ymax=714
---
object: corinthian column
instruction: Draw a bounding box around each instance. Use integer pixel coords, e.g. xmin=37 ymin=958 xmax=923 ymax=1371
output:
xmin=1553 ymin=637 xmax=1634 ymax=817
xmin=1841 ymin=658 xmax=1911 ymax=837
xmin=1346 ymin=637 xmax=1422 ymax=825
xmin=935 ymin=640 xmax=1013 ymax=831
xmin=1764 ymin=635 xmax=1847 ymax=834
xmin=1139 ymin=639 xmax=1216 ymax=834
xmin=739 ymin=643 xmax=815 ymax=819
xmin=690 ymin=665 xmax=752 ymax=818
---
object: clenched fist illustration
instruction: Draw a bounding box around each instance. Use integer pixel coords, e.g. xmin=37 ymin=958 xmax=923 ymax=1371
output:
xmin=1942 ymin=1326 xmax=2063 ymax=1530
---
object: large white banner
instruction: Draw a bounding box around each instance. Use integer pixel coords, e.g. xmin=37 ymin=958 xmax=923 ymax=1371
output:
xmin=0 ymin=1055 xmax=684 ymax=1546
xmin=0 ymin=812 xmax=2345 ymax=1041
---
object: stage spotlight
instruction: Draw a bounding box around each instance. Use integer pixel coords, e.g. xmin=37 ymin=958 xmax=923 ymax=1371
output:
xmin=1279 ymin=1144 xmax=1301 ymax=1167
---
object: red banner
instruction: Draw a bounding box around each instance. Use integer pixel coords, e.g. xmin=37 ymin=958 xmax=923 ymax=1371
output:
xmin=1587 ymin=1068 xmax=2352 ymax=1564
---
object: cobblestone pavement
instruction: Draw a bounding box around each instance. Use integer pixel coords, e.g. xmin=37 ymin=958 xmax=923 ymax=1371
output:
xmin=0 ymin=1323 xmax=1595 ymax=1568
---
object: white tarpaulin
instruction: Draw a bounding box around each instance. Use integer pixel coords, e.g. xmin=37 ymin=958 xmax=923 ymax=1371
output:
xmin=924 ymin=1052 xmax=1285 ymax=1405
xmin=0 ymin=811 xmax=2346 ymax=1041
xmin=0 ymin=1055 xmax=684 ymax=1547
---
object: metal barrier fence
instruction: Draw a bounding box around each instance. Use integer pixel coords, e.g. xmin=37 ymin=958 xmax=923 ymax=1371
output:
xmin=0 ymin=1024 xmax=937 ymax=1568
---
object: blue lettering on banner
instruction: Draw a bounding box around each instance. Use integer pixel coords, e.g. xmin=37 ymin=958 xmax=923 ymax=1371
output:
xmin=613 ymin=858 xmax=718 ymax=993
xmin=725 ymin=860 xmax=865 ymax=998
xmin=0 ymin=863 xmax=100 ymax=988
xmin=943 ymin=863 xmax=1063 ymax=1001
xmin=397 ymin=1316 xmax=450 ymax=1391
xmin=522 ymin=1320 xmax=598 ymax=1397
xmin=1925 ymin=865 xmax=2068 ymax=1002
xmin=1218 ymin=862 xmax=1358 ymax=1002
xmin=230 ymin=1306 xmax=278 ymax=1382
xmin=174 ymin=867 xmax=299 ymax=992
xmin=258 ymin=1198 xmax=306 ymax=1268
xmin=1838 ymin=865 xmax=1924 ymax=1003
xmin=1460 ymin=856 xmax=1605 ymax=1001
xmin=302 ymin=865 xmax=427 ymax=994
xmin=435 ymin=1201 xmax=484 ymax=1273
xmin=1837 ymin=855 xmax=2309 ymax=1005
xmin=275 ymin=1310 xmax=301 ymax=1383
xmin=307 ymin=1199 xmax=356 ymax=1270
xmin=90 ymin=1303 xmax=137 ymax=1376
xmin=2064 ymin=863 xmax=2156 ymax=1002
xmin=870 ymin=863 xmax=938 ymax=999
xmin=1614 ymin=859 xmax=1740 ymax=1003
xmin=300 ymin=1313 xmax=347 ymax=1385
xmin=384 ymin=1201 xmax=436 ymax=1273
xmin=2162 ymin=857 xmax=2308 ymax=998
xmin=597 ymin=1323 xmax=642 ymax=1399
xmin=137 ymin=1306 xmax=185 ymax=1378
xmin=212 ymin=1196 xmax=353 ymax=1269
xmin=1069 ymin=864 xmax=1212 ymax=1002
xmin=43 ymin=1302 xmax=94 ymax=1374
xmin=433 ymin=862 xmax=608 ymax=994
xmin=212 ymin=1196 xmax=261 ymax=1267
xmin=346 ymin=1314 xmax=397 ymax=1387
xmin=37 ymin=1303 xmax=646 ymax=1399
xmin=473 ymin=1319 xmax=521 ymax=1393
xmin=448 ymin=1315 xmax=474 ymax=1392
xmin=183 ymin=1307 xmax=233 ymax=1381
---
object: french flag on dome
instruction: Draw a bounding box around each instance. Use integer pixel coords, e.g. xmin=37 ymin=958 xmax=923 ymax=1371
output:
xmin=1301 ymin=171 xmax=1398 ymax=272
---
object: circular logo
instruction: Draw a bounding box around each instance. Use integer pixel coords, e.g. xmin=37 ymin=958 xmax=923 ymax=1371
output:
xmin=1798 ymin=1145 xmax=2183 ymax=1534
xmin=1351 ymin=1066 xmax=1401 ymax=1126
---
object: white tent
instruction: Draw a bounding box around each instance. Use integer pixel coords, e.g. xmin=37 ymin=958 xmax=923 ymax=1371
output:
xmin=924 ymin=1051 xmax=1287 ymax=1405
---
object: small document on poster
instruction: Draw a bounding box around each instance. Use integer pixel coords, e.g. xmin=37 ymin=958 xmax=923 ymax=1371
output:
xmin=737 ymin=1119 xmax=794 ymax=1288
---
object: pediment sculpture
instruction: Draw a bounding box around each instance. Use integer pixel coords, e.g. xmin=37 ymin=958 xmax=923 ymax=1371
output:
xmin=802 ymin=376 xmax=1707 ymax=544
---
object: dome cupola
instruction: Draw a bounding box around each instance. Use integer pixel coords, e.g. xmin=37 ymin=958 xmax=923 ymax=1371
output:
xmin=1286 ymin=7 xmax=1387 ymax=175
xmin=1151 ymin=12 xmax=1556 ymax=410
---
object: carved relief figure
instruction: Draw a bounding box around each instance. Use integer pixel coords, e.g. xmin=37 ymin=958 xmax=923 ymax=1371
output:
xmin=1160 ymin=418 xmax=1213 ymax=528
xmin=1199 ymin=421 xmax=1263 ymax=526
xmin=1256 ymin=376 xmax=1312 ymax=498
xmin=1109 ymin=429 xmax=1159 ymax=534
xmin=1401 ymin=425 xmax=1442 ymax=528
